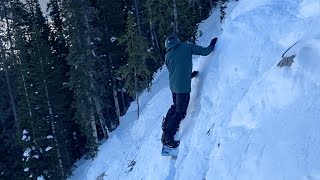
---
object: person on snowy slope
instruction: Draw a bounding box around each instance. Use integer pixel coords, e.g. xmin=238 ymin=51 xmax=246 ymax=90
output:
xmin=162 ymin=34 xmax=218 ymax=148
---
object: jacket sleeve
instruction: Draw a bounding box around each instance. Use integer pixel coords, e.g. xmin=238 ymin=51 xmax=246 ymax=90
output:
xmin=190 ymin=44 xmax=214 ymax=56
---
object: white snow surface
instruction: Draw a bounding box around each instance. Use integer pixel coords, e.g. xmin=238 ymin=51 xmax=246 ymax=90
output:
xmin=45 ymin=146 xmax=52 ymax=152
xmin=37 ymin=175 xmax=45 ymax=180
xmin=22 ymin=129 xmax=28 ymax=134
xmin=23 ymin=148 xmax=31 ymax=157
xmin=70 ymin=0 xmax=320 ymax=179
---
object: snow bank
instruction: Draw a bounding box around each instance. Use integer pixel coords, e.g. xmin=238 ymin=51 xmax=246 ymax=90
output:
xmin=299 ymin=0 xmax=320 ymax=18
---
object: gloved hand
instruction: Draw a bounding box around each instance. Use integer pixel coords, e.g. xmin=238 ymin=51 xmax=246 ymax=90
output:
xmin=191 ymin=71 xmax=198 ymax=78
xmin=210 ymin=37 xmax=218 ymax=47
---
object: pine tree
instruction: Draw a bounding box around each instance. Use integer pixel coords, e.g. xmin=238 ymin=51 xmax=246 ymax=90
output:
xmin=47 ymin=0 xmax=84 ymax=174
xmin=0 ymin=0 xmax=75 ymax=178
xmin=14 ymin=1 xmax=66 ymax=178
xmin=119 ymin=12 xmax=154 ymax=120
xmin=0 ymin=0 xmax=26 ymax=178
xmin=90 ymin=0 xmax=130 ymax=134
xmin=0 ymin=28 xmax=21 ymax=180
xmin=145 ymin=0 xmax=172 ymax=72
xmin=62 ymin=0 xmax=102 ymax=157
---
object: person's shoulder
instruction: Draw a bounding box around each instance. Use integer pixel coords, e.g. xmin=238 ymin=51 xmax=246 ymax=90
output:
xmin=180 ymin=42 xmax=194 ymax=49
xmin=180 ymin=42 xmax=193 ymax=46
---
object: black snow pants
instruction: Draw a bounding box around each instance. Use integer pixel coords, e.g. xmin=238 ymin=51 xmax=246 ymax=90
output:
xmin=162 ymin=93 xmax=190 ymax=141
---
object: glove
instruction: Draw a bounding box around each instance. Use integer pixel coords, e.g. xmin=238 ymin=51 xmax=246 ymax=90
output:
xmin=210 ymin=37 xmax=218 ymax=47
xmin=191 ymin=71 xmax=198 ymax=78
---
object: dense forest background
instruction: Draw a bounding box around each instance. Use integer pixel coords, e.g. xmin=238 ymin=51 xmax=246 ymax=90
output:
xmin=0 ymin=0 xmax=229 ymax=179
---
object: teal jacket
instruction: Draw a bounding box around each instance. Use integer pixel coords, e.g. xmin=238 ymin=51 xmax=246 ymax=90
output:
xmin=165 ymin=42 xmax=214 ymax=93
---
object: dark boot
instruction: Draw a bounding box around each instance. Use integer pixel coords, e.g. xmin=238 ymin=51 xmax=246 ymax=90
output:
xmin=165 ymin=138 xmax=180 ymax=148
xmin=161 ymin=134 xmax=180 ymax=148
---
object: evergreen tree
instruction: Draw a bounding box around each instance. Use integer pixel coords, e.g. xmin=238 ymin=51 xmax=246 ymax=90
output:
xmin=13 ymin=1 xmax=67 ymax=178
xmin=0 ymin=30 xmax=21 ymax=180
xmin=0 ymin=0 xmax=25 ymax=178
xmin=119 ymin=12 xmax=154 ymax=120
xmin=47 ymin=0 xmax=84 ymax=173
xmin=89 ymin=0 xmax=130 ymax=134
xmin=62 ymin=0 xmax=102 ymax=157
xmin=146 ymin=0 xmax=172 ymax=49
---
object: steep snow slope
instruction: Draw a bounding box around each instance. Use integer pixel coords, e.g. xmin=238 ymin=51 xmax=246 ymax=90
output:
xmin=70 ymin=0 xmax=320 ymax=179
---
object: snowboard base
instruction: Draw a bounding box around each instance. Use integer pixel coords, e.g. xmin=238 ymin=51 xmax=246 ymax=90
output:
xmin=161 ymin=145 xmax=179 ymax=157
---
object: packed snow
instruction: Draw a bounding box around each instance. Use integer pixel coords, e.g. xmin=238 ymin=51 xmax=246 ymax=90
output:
xmin=70 ymin=0 xmax=320 ymax=179
xmin=23 ymin=148 xmax=31 ymax=157
xmin=45 ymin=146 xmax=52 ymax=152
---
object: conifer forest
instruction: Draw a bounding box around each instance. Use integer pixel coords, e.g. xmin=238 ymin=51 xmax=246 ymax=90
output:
xmin=0 ymin=0 xmax=228 ymax=179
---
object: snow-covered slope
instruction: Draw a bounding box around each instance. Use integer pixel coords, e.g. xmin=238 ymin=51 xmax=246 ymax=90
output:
xmin=70 ymin=0 xmax=320 ymax=179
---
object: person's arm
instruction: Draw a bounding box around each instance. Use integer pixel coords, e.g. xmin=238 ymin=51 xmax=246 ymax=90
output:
xmin=191 ymin=37 xmax=218 ymax=56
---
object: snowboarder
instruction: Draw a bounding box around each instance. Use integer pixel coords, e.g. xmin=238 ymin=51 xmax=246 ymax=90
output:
xmin=161 ymin=34 xmax=218 ymax=148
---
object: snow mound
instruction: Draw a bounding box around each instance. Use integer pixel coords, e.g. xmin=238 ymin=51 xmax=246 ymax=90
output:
xmin=299 ymin=0 xmax=320 ymax=18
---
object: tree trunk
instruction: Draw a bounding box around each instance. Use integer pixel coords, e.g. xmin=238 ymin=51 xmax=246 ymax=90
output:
xmin=149 ymin=20 xmax=156 ymax=48
xmin=0 ymin=39 xmax=20 ymax=131
xmin=106 ymin=106 xmax=111 ymax=129
xmin=2 ymin=14 xmax=20 ymax=130
xmin=84 ymin=11 xmax=99 ymax=144
xmin=134 ymin=66 xmax=139 ymax=120
xmin=113 ymin=86 xmax=121 ymax=119
xmin=136 ymin=93 xmax=140 ymax=120
xmin=89 ymin=100 xmax=99 ymax=144
xmin=19 ymin=66 xmax=34 ymax=137
xmin=87 ymin=78 xmax=99 ymax=144
xmin=2 ymin=27 xmax=34 ymax=138
xmin=120 ymin=86 xmax=126 ymax=112
xmin=4 ymin=68 xmax=18 ymax=125
xmin=152 ymin=23 xmax=161 ymax=51
xmin=149 ymin=19 xmax=161 ymax=51
xmin=38 ymin=54 xmax=65 ymax=178
xmin=173 ymin=0 xmax=179 ymax=33
xmin=108 ymin=54 xmax=121 ymax=120
xmin=95 ymin=97 xmax=108 ymax=139
xmin=133 ymin=0 xmax=142 ymax=35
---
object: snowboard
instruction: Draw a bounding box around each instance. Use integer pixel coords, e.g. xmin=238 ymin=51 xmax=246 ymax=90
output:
xmin=161 ymin=145 xmax=179 ymax=157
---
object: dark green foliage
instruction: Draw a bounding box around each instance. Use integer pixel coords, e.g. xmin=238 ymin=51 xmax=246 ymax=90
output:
xmin=118 ymin=13 xmax=153 ymax=97
xmin=62 ymin=0 xmax=100 ymax=158
xmin=90 ymin=0 xmax=130 ymax=127
xmin=0 ymin=49 xmax=22 ymax=179
xmin=0 ymin=0 xmax=221 ymax=178
xmin=17 ymin=1 xmax=67 ymax=178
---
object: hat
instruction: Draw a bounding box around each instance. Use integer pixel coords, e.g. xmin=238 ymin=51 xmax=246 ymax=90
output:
xmin=165 ymin=34 xmax=180 ymax=50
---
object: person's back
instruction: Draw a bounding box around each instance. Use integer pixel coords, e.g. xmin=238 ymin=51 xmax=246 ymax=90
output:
xmin=165 ymin=39 xmax=216 ymax=94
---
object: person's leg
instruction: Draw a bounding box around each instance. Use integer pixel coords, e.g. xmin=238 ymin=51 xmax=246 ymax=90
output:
xmin=161 ymin=93 xmax=176 ymax=144
xmin=163 ymin=93 xmax=190 ymax=147
xmin=177 ymin=93 xmax=190 ymax=119
xmin=162 ymin=93 xmax=176 ymax=131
